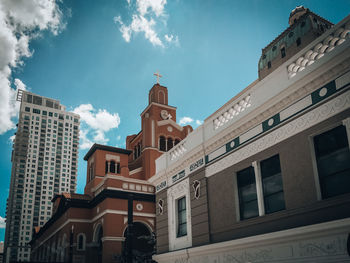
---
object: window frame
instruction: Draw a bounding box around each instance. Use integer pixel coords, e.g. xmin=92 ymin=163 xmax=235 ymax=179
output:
xmin=76 ymin=233 xmax=86 ymax=251
xmin=309 ymin=120 xmax=350 ymax=200
xmin=235 ymin=154 xmax=285 ymax=221
xmin=176 ymin=196 xmax=187 ymax=238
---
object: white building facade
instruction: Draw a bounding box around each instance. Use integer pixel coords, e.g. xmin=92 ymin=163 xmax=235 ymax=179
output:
xmin=151 ymin=8 xmax=350 ymax=263
xmin=4 ymin=91 xmax=80 ymax=262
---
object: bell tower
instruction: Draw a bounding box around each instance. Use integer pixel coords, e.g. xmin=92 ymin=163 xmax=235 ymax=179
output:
xmin=126 ymin=72 xmax=193 ymax=180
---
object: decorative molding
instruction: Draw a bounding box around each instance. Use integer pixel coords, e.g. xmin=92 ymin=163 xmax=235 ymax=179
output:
xmin=287 ymin=25 xmax=349 ymax=78
xmin=129 ymin=167 xmax=143 ymax=175
xmin=105 ymin=154 xmax=120 ymax=162
xmin=101 ymin=236 xmax=125 ymax=242
xmin=206 ymin=89 xmax=350 ymax=177
xmin=157 ymin=119 xmax=183 ymax=131
xmin=192 ymin=180 xmax=200 ymax=199
xmin=153 ymin=218 xmax=350 ymax=263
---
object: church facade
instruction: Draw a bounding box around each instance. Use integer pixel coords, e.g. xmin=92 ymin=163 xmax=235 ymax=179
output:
xmin=29 ymin=84 xmax=192 ymax=262
xmin=152 ymin=7 xmax=350 ymax=263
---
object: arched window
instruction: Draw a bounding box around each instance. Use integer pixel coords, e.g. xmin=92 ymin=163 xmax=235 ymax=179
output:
xmin=117 ymin=163 xmax=120 ymax=174
xmin=134 ymin=146 xmax=137 ymax=160
xmin=158 ymin=90 xmax=165 ymax=104
xmin=105 ymin=161 xmax=108 ymax=174
xmin=89 ymin=164 xmax=94 ymax=181
xmin=175 ymin=139 xmax=180 ymax=146
xmin=149 ymin=91 xmax=154 ymax=103
xmin=77 ymin=233 xmax=86 ymax=251
xmin=110 ymin=161 xmax=115 ymax=173
xmin=159 ymin=136 xmax=166 ymax=151
xmin=138 ymin=143 xmax=142 ymax=157
xmin=167 ymin=137 xmax=174 ymax=151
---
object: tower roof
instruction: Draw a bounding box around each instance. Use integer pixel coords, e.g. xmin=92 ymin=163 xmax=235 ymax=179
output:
xmin=84 ymin=143 xmax=132 ymax=160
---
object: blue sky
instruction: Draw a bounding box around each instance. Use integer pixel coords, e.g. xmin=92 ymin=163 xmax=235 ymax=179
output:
xmin=0 ymin=0 xmax=349 ymax=241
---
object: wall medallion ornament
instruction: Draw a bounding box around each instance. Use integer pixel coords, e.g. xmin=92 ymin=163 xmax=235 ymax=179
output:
xmin=192 ymin=180 xmax=201 ymax=199
xmin=158 ymin=199 xmax=164 ymax=215
xmin=136 ymin=203 xmax=143 ymax=211
xmin=161 ymin=110 xmax=169 ymax=120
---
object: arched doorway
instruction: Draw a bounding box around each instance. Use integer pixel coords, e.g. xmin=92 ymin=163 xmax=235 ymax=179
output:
xmin=93 ymin=224 xmax=103 ymax=263
xmin=123 ymin=222 xmax=154 ymax=262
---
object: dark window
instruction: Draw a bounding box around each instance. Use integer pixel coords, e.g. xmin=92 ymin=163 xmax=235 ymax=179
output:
xmin=105 ymin=161 xmax=108 ymax=173
xmin=177 ymin=197 xmax=187 ymax=237
xmin=110 ymin=161 xmax=115 ymax=173
xmin=49 ymin=112 xmax=53 ymax=117
xmin=46 ymin=100 xmax=53 ymax=108
xmin=33 ymin=109 xmax=40 ymax=114
xmin=288 ymin=31 xmax=294 ymax=38
xmin=175 ymin=139 xmax=180 ymax=146
xmin=25 ymin=107 xmax=30 ymax=112
xmin=134 ymin=146 xmax=137 ymax=160
xmin=272 ymin=46 xmax=277 ymax=51
xmin=42 ymin=111 xmax=47 ymax=116
xmin=159 ymin=136 xmax=166 ymax=151
xmin=314 ymin=125 xmax=350 ymax=198
xmin=260 ymin=155 xmax=285 ymax=214
xmin=27 ymin=94 xmax=32 ymax=103
xmin=116 ymin=163 xmax=120 ymax=174
xmin=281 ymin=47 xmax=286 ymax=58
xmin=267 ymin=61 xmax=271 ymax=69
xmin=237 ymin=166 xmax=258 ymax=220
xmin=167 ymin=137 xmax=174 ymax=151
xmin=296 ymin=37 xmax=301 ymax=46
xmin=301 ymin=21 xmax=306 ymax=28
xmin=78 ymin=234 xmax=84 ymax=250
xmin=33 ymin=96 xmax=42 ymax=105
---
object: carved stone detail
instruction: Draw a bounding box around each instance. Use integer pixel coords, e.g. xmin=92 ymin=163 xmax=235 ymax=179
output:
xmin=206 ymin=90 xmax=350 ymax=177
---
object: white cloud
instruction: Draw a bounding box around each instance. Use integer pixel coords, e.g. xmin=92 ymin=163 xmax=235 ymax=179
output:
xmin=0 ymin=216 xmax=6 ymax=228
xmin=8 ymin=134 xmax=15 ymax=144
xmin=179 ymin=116 xmax=202 ymax=126
xmin=165 ymin=34 xmax=179 ymax=46
xmin=114 ymin=0 xmax=178 ymax=47
xmin=79 ymin=129 xmax=93 ymax=150
xmin=179 ymin=116 xmax=193 ymax=125
xmin=0 ymin=0 xmax=65 ymax=135
xmin=136 ymin=0 xmax=166 ymax=17
xmin=73 ymin=104 xmax=121 ymax=149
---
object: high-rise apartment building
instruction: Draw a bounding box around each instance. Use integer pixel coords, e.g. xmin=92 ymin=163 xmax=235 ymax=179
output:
xmin=4 ymin=90 xmax=80 ymax=262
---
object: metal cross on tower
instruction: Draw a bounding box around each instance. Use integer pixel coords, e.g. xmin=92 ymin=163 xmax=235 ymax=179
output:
xmin=154 ymin=71 xmax=162 ymax=84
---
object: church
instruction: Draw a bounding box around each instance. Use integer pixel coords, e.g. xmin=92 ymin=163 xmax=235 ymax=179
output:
xmin=29 ymin=82 xmax=193 ymax=262
xmin=152 ymin=7 xmax=350 ymax=263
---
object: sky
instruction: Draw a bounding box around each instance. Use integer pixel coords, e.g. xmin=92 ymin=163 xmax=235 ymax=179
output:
xmin=0 ymin=0 xmax=349 ymax=242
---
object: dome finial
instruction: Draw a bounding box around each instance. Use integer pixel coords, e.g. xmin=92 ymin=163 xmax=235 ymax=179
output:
xmin=289 ymin=6 xmax=308 ymax=25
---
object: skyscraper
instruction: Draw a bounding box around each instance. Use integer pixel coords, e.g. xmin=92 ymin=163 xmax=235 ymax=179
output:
xmin=4 ymin=90 xmax=80 ymax=262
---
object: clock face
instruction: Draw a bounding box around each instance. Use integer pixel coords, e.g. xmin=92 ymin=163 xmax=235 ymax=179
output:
xmin=161 ymin=110 xmax=169 ymax=120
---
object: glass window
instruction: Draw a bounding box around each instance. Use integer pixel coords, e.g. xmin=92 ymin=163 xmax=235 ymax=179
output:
xmin=237 ymin=166 xmax=258 ymax=220
xmin=314 ymin=125 xmax=350 ymax=198
xmin=260 ymin=155 xmax=285 ymax=213
xmin=296 ymin=37 xmax=301 ymax=46
xmin=33 ymin=96 xmax=42 ymax=105
xmin=159 ymin=136 xmax=166 ymax=151
xmin=26 ymin=94 xmax=32 ymax=103
xmin=177 ymin=197 xmax=187 ymax=237
xmin=281 ymin=47 xmax=286 ymax=58
xmin=25 ymin=107 xmax=30 ymax=112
